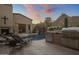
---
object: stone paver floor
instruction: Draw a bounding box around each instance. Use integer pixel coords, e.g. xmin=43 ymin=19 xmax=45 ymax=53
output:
xmin=0 ymin=39 xmax=79 ymax=55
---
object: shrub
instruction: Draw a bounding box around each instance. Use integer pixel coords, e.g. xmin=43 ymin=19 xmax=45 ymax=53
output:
xmin=48 ymin=26 xmax=63 ymax=31
xmin=32 ymin=29 xmax=37 ymax=33
xmin=48 ymin=27 xmax=54 ymax=31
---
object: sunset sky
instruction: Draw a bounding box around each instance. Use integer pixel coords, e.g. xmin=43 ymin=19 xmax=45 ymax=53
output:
xmin=13 ymin=4 xmax=79 ymax=24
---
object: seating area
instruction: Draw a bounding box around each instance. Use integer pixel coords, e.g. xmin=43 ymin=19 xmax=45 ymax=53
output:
xmin=0 ymin=33 xmax=32 ymax=47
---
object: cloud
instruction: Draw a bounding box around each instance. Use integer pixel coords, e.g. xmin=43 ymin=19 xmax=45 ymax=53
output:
xmin=23 ymin=4 xmax=42 ymax=19
xmin=23 ymin=4 xmax=57 ymax=23
xmin=42 ymin=7 xmax=55 ymax=14
xmin=40 ymin=4 xmax=49 ymax=7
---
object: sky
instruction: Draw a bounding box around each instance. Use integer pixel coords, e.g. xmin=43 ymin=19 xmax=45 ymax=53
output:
xmin=13 ymin=4 xmax=79 ymax=24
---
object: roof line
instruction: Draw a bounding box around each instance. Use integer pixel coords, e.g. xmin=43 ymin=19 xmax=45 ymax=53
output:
xmin=13 ymin=13 xmax=32 ymax=21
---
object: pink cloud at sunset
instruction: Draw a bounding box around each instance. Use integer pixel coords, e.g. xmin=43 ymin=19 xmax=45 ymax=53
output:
xmin=23 ymin=4 xmax=44 ymax=24
xmin=23 ymin=4 xmax=57 ymax=24
xmin=42 ymin=8 xmax=55 ymax=14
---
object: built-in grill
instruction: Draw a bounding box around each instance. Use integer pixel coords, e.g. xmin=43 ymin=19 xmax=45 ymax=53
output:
xmin=61 ymin=27 xmax=79 ymax=49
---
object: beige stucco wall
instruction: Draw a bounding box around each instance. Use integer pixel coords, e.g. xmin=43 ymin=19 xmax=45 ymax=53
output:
xmin=53 ymin=14 xmax=69 ymax=27
xmin=0 ymin=4 xmax=14 ymax=33
xmin=53 ymin=14 xmax=79 ymax=27
xmin=13 ymin=13 xmax=32 ymax=34
xmin=68 ymin=16 xmax=79 ymax=27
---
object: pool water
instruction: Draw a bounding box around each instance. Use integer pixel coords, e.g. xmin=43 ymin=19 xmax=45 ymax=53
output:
xmin=31 ymin=34 xmax=45 ymax=40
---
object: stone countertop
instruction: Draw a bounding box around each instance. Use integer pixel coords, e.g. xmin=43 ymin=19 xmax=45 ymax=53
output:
xmin=62 ymin=27 xmax=79 ymax=32
xmin=46 ymin=31 xmax=62 ymax=34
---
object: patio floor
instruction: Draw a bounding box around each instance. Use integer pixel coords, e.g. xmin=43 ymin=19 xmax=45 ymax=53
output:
xmin=0 ymin=39 xmax=79 ymax=55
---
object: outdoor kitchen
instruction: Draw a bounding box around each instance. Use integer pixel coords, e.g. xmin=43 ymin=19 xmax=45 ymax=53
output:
xmin=45 ymin=27 xmax=79 ymax=50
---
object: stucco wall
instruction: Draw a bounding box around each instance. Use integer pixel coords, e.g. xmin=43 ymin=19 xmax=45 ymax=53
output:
xmin=0 ymin=4 xmax=14 ymax=33
xmin=13 ymin=13 xmax=32 ymax=34
xmin=53 ymin=14 xmax=79 ymax=27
